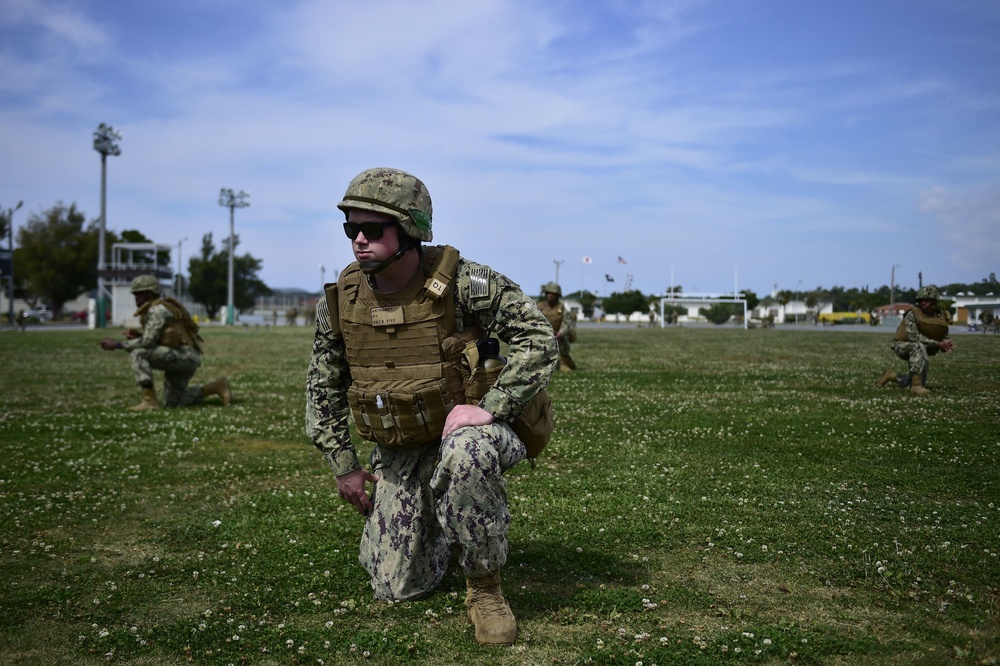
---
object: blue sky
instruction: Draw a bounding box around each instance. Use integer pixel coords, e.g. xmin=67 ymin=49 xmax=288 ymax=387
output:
xmin=1 ymin=0 xmax=998 ymax=299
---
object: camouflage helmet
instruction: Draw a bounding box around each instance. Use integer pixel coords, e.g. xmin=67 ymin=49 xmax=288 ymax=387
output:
xmin=337 ymin=168 xmax=433 ymax=242
xmin=916 ymin=285 xmax=939 ymax=301
xmin=130 ymin=275 xmax=161 ymax=295
xmin=543 ymin=282 xmax=562 ymax=297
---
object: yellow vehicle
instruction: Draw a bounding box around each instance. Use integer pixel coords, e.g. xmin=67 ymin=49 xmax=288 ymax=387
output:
xmin=818 ymin=312 xmax=871 ymax=325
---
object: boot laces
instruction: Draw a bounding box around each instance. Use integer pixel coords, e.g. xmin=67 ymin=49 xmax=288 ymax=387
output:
xmin=469 ymin=587 xmax=511 ymax=619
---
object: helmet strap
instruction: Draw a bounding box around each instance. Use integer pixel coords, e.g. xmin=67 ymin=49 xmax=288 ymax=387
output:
xmin=359 ymin=234 xmax=419 ymax=275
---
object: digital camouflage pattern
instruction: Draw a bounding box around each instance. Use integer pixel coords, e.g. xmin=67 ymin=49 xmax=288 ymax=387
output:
xmin=130 ymin=274 xmax=162 ymax=295
xmin=889 ymin=305 xmax=950 ymax=388
xmin=306 ymin=249 xmax=557 ymax=600
xmin=916 ymin=285 xmax=940 ymax=301
xmin=123 ymin=300 xmax=205 ymax=407
xmin=360 ymin=422 xmax=524 ymax=599
xmin=337 ymin=168 xmax=434 ymax=242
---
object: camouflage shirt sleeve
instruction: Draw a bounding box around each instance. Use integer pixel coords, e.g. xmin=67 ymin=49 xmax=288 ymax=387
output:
xmin=305 ymin=296 xmax=358 ymax=476
xmin=123 ymin=303 xmax=170 ymax=351
xmin=456 ymin=258 xmax=558 ymax=422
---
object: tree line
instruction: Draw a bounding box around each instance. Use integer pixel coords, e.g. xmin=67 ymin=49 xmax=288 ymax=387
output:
xmin=1 ymin=202 xmax=271 ymax=320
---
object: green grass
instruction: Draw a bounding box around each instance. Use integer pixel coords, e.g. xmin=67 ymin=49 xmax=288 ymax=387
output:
xmin=0 ymin=325 xmax=998 ymax=665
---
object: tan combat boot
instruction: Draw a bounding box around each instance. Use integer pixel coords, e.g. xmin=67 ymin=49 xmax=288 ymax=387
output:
xmin=202 ymin=377 xmax=233 ymax=406
xmin=876 ymin=368 xmax=897 ymax=387
xmin=466 ymin=572 xmax=517 ymax=646
xmin=129 ymin=386 xmax=159 ymax=411
xmin=910 ymin=374 xmax=931 ymax=396
xmin=559 ymin=356 xmax=577 ymax=371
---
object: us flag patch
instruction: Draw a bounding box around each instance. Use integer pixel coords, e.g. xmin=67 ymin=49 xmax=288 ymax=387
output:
xmin=469 ymin=266 xmax=490 ymax=298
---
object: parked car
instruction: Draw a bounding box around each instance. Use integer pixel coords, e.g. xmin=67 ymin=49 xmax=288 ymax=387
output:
xmin=23 ymin=306 xmax=53 ymax=321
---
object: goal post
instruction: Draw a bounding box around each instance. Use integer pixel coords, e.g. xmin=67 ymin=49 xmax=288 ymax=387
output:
xmin=658 ymin=294 xmax=749 ymax=330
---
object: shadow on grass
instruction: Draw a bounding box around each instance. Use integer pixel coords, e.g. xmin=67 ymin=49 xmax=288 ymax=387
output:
xmin=499 ymin=539 xmax=653 ymax=622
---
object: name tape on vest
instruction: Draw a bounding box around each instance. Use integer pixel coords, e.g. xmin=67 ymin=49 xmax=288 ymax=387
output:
xmin=371 ymin=306 xmax=405 ymax=327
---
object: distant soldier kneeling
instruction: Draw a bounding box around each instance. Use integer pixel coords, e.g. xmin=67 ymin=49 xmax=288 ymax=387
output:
xmin=99 ymin=275 xmax=232 ymax=410
xmin=876 ymin=286 xmax=954 ymax=396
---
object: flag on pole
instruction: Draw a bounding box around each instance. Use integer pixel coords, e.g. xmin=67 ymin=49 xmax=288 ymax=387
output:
xmin=605 ymin=274 xmax=614 ymax=282
xmin=582 ymin=256 xmax=593 ymax=264
xmin=618 ymin=256 xmax=627 ymax=265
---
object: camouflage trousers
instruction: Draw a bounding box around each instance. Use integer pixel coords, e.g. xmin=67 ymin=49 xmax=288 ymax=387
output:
xmin=129 ymin=345 xmax=204 ymax=407
xmin=557 ymin=337 xmax=576 ymax=369
xmin=360 ymin=421 xmax=526 ymax=601
xmin=891 ymin=341 xmax=931 ymax=387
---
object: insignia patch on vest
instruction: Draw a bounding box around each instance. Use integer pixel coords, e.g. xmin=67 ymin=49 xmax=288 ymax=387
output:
xmin=469 ymin=266 xmax=490 ymax=299
xmin=315 ymin=297 xmax=332 ymax=335
xmin=371 ymin=306 xmax=405 ymax=327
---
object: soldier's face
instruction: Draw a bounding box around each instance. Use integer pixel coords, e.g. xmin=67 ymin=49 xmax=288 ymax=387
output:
xmin=545 ymin=292 xmax=559 ymax=306
xmin=346 ymin=209 xmax=400 ymax=264
xmin=133 ymin=291 xmax=155 ymax=307
xmin=916 ymin=299 xmax=936 ymax=314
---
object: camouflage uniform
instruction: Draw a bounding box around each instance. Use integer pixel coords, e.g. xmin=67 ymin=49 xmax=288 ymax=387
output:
xmin=123 ymin=300 xmax=205 ymax=407
xmin=306 ymin=254 xmax=557 ymax=600
xmin=889 ymin=306 xmax=949 ymax=388
xmin=537 ymin=283 xmax=575 ymax=370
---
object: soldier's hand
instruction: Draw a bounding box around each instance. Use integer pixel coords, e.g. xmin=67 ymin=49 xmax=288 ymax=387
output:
xmin=443 ymin=404 xmax=495 ymax=440
xmin=336 ymin=468 xmax=380 ymax=517
xmin=124 ymin=329 xmax=141 ymax=340
xmin=939 ymin=339 xmax=955 ymax=353
xmin=99 ymin=338 xmax=120 ymax=351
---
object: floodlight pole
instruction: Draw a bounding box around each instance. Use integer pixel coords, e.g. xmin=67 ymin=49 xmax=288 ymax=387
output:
xmin=553 ymin=259 xmax=564 ymax=285
xmin=218 ymin=188 xmax=249 ymax=326
xmin=93 ymin=123 xmax=122 ymax=329
xmin=5 ymin=201 xmax=23 ymax=328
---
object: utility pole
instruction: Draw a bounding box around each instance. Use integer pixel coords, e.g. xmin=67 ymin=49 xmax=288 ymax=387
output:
xmin=891 ymin=264 xmax=901 ymax=304
xmin=4 ymin=201 xmax=23 ymax=328
xmin=554 ymin=259 xmax=564 ymax=285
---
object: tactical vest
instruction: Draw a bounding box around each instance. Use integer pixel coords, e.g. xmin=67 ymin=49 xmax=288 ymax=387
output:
xmin=136 ymin=297 xmax=203 ymax=351
xmin=894 ymin=307 xmax=948 ymax=343
xmin=328 ymin=246 xmax=472 ymax=449
xmin=538 ymin=301 xmax=564 ymax=332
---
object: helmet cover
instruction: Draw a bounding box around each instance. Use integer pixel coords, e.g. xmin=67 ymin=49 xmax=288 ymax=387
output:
xmin=337 ymin=168 xmax=433 ymax=242
xmin=130 ymin=275 xmax=161 ymax=295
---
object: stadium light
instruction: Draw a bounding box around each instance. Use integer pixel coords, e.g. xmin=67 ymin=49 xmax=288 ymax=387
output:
xmin=93 ymin=123 xmax=122 ymax=328
xmin=218 ymin=188 xmax=249 ymax=325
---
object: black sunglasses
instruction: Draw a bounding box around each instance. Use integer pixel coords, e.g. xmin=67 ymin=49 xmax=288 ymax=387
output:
xmin=343 ymin=220 xmax=397 ymax=241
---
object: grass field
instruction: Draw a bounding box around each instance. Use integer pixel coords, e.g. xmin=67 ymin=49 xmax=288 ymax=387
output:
xmin=0 ymin=325 xmax=998 ymax=665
